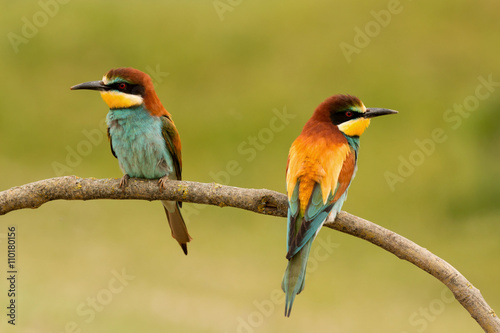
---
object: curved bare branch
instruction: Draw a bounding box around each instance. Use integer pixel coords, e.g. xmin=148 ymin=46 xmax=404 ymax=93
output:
xmin=0 ymin=176 xmax=498 ymax=332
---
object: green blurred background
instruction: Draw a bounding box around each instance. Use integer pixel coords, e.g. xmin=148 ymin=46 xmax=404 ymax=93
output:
xmin=1 ymin=1 xmax=499 ymax=332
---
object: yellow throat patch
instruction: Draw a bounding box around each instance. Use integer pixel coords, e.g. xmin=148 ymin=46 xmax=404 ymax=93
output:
xmin=338 ymin=117 xmax=371 ymax=137
xmin=99 ymin=90 xmax=143 ymax=109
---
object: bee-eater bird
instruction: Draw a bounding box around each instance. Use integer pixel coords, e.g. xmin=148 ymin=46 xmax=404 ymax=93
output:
xmin=282 ymin=94 xmax=397 ymax=316
xmin=70 ymin=67 xmax=192 ymax=254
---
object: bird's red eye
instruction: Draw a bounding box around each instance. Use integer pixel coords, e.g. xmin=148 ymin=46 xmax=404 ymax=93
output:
xmin=345 ymin=111 xmax=353 ymax=117
xmin=118 ymin=83 xmax=127 ymax=90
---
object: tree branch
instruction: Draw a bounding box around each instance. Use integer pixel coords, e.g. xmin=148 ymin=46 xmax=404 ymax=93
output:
xmin=1 ymin=176 xmax=499 ymax=332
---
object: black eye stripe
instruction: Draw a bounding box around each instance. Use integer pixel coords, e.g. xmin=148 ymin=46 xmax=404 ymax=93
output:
xmin=110 ymin=82 xmax=144 ymax=96
xmin=330 ymin=109 xmax=362 ymax=125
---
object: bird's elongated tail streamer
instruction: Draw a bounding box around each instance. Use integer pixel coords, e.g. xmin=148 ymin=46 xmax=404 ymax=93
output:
xmin=162 ymin=200 xmax=192 ymax=255
xmin=282 ymin=238 xmax=314 ymax=317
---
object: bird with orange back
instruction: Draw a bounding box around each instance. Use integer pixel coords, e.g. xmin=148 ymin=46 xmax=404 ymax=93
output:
xmin=71 ymin=67 xmax=192 ymax=254
xmin=282 ymin=94 xmax=397 ymax=316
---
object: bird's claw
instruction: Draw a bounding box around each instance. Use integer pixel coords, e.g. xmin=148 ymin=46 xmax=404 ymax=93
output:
xmin=158 ymin=175 xmax=170 ymax=190
xmin=119 ymin=174 xmax=130 ymax=189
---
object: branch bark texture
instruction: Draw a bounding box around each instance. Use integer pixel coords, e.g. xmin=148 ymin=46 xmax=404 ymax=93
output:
xmin=1 ymin=176 xmax=499 ymax=332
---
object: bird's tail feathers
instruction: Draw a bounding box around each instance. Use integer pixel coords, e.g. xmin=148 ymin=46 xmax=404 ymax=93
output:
xmin=281 ymin=239 xmax=314 ymax=317
xmin=162 ymin=200 xmax=192 ymax=255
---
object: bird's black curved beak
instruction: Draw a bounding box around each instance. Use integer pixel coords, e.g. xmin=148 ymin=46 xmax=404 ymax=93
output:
xmin=70 ymin=80 xmax=109 ymax=91
xmin=364 ymin=108 xmax=398 ymax=118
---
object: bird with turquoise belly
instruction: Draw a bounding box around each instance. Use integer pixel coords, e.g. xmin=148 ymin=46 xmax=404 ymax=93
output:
xmin=71 ymin=67 xmax=192 ymax=255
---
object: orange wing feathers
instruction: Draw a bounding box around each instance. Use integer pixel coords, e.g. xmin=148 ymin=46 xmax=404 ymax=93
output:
xmin=333 ymin=150 xmax=356 ymax=202
xmin=286 ymin=119 xmax=352 ymax=214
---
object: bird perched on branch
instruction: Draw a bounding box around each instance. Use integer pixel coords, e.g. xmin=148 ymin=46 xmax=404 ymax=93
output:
xmin=282 ymin=94 xmax=397 ymax=316
xmin=71 ymin=67 xmax=192 ymax=254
